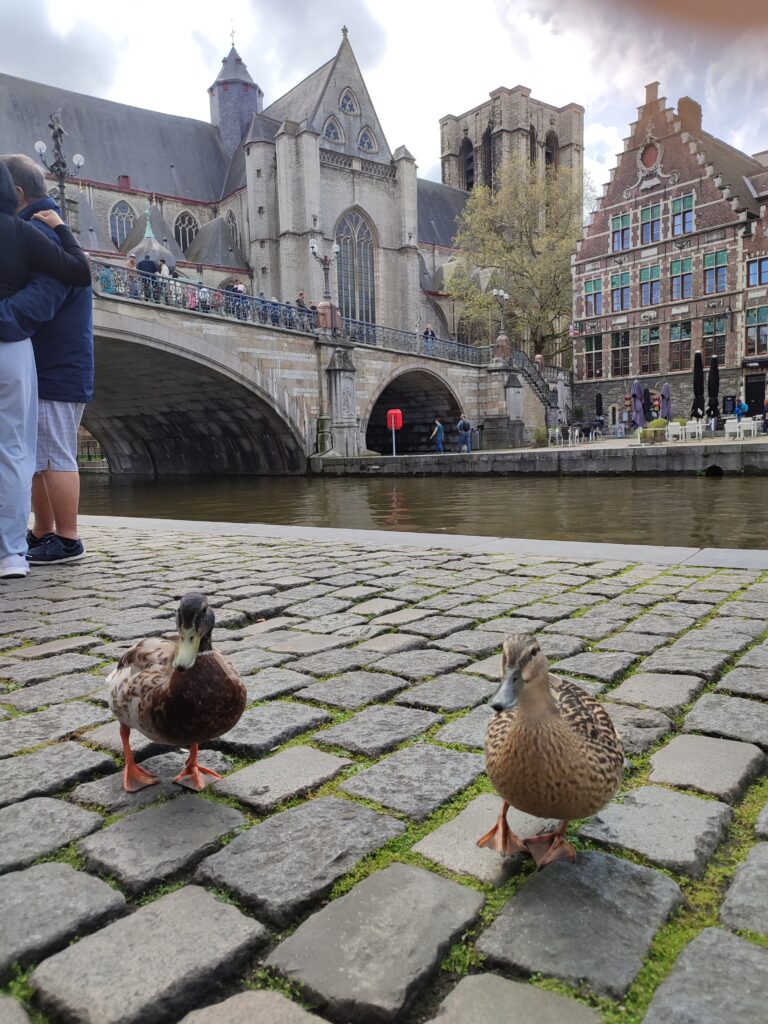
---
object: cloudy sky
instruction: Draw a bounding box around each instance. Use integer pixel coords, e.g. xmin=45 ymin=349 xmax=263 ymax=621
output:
xmin=2 ymin=0 xmax=768 ymax=191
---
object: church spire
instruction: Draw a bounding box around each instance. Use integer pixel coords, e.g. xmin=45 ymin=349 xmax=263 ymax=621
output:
xmin=208 ymin=42 xmax=263 ymax=157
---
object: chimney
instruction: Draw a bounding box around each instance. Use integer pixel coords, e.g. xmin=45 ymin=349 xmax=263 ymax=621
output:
xmin=678 ymin=97 xmax=702 ymax=134
xmin=645 ymin=82 xmax=660 ymax=105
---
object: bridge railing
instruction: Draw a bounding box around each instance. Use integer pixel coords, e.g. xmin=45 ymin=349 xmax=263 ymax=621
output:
xmin=90 ymin=259 xmax=492 ymax=367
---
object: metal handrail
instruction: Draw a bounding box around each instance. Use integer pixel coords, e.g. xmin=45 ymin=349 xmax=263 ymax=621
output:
xmin=90 ymin=259 xmax=491 ymax=367
xmin=508 ymin=348 xmax=558 ymax=407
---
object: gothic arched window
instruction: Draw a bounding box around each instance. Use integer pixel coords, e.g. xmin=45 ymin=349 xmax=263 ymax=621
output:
xmin=335 ymin=209 xmax=376 ymax=323
xmin=545 ymin=131 xmax=559 ymax=169
xmin=110 ymin=200 xmax=137 ymax=248
xmin=339 ymin=89 xmax=357 ymax=114
xmin=482 ymin=126 xmax=493 ymax=188
xmin=529 ymin=125 xmax=537 ymax=163
xmin=226 ymin=210 xmax=239 ymax=251
xmin=459 ymin=135 xmax=474 ymax=190
xmin=323 ymin=116 xmax=344 ymax=143
xmin=174 ymin=211 xmax=199 ymax=251
xmin=357 ymin=127 xmax=378 ymax=153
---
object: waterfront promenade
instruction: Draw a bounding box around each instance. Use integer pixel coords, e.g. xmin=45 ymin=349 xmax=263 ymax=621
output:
xmin=1 ymin=518 xmax=767 ymax=1023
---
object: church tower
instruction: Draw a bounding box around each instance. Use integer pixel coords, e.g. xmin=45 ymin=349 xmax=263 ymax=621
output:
xmin=208 ymin=45 xmax=264 ymax=157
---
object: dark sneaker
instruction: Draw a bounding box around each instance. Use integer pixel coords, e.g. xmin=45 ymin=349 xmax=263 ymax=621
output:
xmin=26 ymin=529 xmax=51 ymax=548
xmin=27 ymin=534 xmax=85 ymax=565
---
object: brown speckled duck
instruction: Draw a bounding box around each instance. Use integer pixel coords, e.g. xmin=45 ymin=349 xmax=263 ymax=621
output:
xmin=478 ymin=633 xmax=623 ymax=866
xmin=107 ymin=593 xmax=246 ymax=792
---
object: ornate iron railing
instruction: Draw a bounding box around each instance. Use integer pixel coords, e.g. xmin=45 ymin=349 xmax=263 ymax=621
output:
xmin=509 ymin=348 xmax=558 ymax=407
xmin=90 ymin=260 xmax=492 ymax=367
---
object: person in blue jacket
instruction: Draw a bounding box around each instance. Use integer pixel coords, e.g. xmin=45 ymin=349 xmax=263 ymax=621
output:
xmin=0 ymin=154 xmax=94 ymax=568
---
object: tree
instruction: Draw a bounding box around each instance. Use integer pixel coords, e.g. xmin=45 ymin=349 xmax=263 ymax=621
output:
xmin=449 ymin=154 xmax=587 ymax=358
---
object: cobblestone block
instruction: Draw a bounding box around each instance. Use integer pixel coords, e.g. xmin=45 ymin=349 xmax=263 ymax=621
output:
xmin=244 ymin=667 xmax=315 ymax=700
xmin=476 ymin=851 xmax=682 ymax=999
xmin=626 ymin=612 xmax=697 ymax=636
xmin=0 ymin=797 xmax=102 ymax=873
xmin=641 ymin=648 xmax=731 ymax=680
xmin=212 ymin=702 xmax=330 ymax=757
xmin=341 ymin=744 xmax=484 ymax=818
xmin=82 ymin=720 xmax=170 ymax=760
xmin=396 ymin=673 xmax=496 ymax=711
xmin=461 ymin=654 xmax=500 ymax=680
xmin=0 ymin=863 xmax=125 ymax=981
xmin=427 ymin=974 xmax=601 ymax=1024
xmin=715 ymin=667 xmax=768 ymax=700
xmin=643 ymin=928 xmax=768 ymax=1024
xmin=70 ymin=750 xmax=233 ymax=814
xmin=355 ymin=598 xmax=406 ymax=616
xmin=79 ymin=795 xmax=243 ymax=893
xmin=0 ymin=997 xmax=30 ymax=1023
xmin=413 ymin=793 xmax=557 ymax=885
xmin=196 ymin=797 xmax=403 ymax=925
xmin=0 ymin=673 xmax=108 ymax=712
xmin=0 ymin=742 xmax=113 ymax=808
xmin=737 ymin=642 xmax=768 ymax=669
xmin=481 ymin=616 xmax=547 ymax=634
xmin=265 ymin=863 xmax=483 ymax=1023
xmin=372 ymin=650 xmax=470 ymax=680
xmin=608 ymin=673 xmax=706 ymax=716
xmin=179 ymin=991 xmax=325 ymax=1023
xmin=434 ymin=705 xmax=493 ymax=748
xmin=683 ymin=693 xmax=768 ymax=750
xmin=757 ymin=800 xmax=768 ymax=839
xmin=597 ymin=632 xmax=667 ymax=655
xmin=30 ymin=886 xmax=267 ymax=1024
xmin=719 ymin=843 xmax=768 ymax=934
xmin=354 ymin=634 xmax=426 ymax=655
xmin=224 ymin=647 xmax=290 ymax=675
xmin=0 ymin=703 xmax=111 ymax=759
xmin=260 ymin=632 xmax=350 ymax=656
xmin=400 ymin=615 xmax=474 ymax=639
xmin=0 ymin=653 xmax=104 ymax=687
xmin=552 ymin=651 xmax=636 ymax=683
xmin=649 ymin=735 xmax=764 ymax=802
xmin=315 ymin=705 xmax=441 ymax=755
xmin=99 ymin=618 xmax=178 ymax=642
xmin=579 ymin=785 xmax=731 ymax=876
xmin=431 ymin=630 xmax=503 ymax=657
xmin=296 ymin=670 xmax=408 ymax=708
xmin=213 ymin=747 xmax=351 ymax=810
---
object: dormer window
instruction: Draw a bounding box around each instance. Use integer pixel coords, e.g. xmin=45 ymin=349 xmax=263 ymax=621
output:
xmin=358 ymin=128 xmax=378 ymax=153
xmin=339 ymin=89 xmax=357 ymax=114
xmin=323 ymin=116 xmax=344 ymax=144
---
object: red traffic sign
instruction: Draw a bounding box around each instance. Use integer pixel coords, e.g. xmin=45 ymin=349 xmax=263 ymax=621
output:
xmin=387 ymin=408 xmax=403 ymax=430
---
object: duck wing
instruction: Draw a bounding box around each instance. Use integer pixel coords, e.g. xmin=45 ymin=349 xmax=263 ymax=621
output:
xmin=551 ymin=674 xmax=623 ymax=761
xmin=107 ymin=636 xmax=177 ymax=729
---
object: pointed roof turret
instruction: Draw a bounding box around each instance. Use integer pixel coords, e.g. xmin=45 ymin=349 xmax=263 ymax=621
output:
xmin=213 ymin=46 xmax=255 ymax=87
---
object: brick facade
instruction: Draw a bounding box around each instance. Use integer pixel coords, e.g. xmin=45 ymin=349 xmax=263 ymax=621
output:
xmin=573 ymin=83 xmax=768 ymax=420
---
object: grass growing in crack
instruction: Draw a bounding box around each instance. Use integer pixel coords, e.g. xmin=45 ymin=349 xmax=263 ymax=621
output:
xmin=0 ymin=966 xmax=51 ymax=1024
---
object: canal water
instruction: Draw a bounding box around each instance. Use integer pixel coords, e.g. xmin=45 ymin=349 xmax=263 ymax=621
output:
xmin=80 ymin=475 xmax=765 ymax=549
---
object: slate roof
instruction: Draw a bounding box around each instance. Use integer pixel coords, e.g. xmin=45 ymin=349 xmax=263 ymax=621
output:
xmin=72 ymin=194 xmax=115 ymax=252
xmin=417 ymin=178 xmax=467 ymax=248
xmin=121 ymin=206 xmax=184 ymax=260
xmin=262 ymin=59 xmax=335 ymax=127
xmin=699 ymin=131 xmax=764 ymax=217
xmin=183 ymin=216 xmax=249 ymax=269
xmin=0 ymin=72 xmax=229 ymax=200
xmin=213 ymin=46 xmax=255 ymax=86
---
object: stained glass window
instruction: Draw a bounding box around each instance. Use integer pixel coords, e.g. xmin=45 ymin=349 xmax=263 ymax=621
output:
xmin=110 ymin=200 xmax=136 ymax=248
xmin=323 ymin=117 xmax=343 ymax=143
xmin=174 ymin=211 xmax=199 ymax=252
xmin=358 ymin=128 xmax=377 ymax=153
xmin=339 ymin=89 xmax=357 ymax=114
xmin=335 ymin=209 xmax=376 ymax=323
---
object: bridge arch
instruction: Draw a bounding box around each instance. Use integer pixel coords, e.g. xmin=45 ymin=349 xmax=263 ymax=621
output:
xmin=363 ymin=365 xmax=464 ymax=454
xmin=87 ymin=317 xmax=307 ymax=476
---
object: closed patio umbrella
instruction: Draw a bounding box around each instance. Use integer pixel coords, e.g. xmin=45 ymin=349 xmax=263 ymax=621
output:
xmin=691 ymin=351 xmax=705 ymax=418
xmin=643 ymin=387 xmax=652 ymax=422
xmin=595 ymin=392 xmax=603 ymax=418
xmin=661 ymin=382 xmax=672 ymax=420
xmin=631 ymin=379 xmax=646 ymax=429
xmin=707 ymin=356 xmax=720 ymax=420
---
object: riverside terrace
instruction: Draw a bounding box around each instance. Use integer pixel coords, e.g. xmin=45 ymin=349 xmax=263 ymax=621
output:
xmin=0 ymin=519 xmax=767 ymax=1023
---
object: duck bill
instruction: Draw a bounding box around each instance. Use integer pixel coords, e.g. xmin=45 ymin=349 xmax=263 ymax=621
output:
xmin=491 ymin=668 xmax=522 ymax=711
xmin=173 ymin=629 xmax=201 ymax=671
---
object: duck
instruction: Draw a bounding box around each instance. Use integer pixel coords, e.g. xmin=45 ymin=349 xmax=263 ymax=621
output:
xmin=477 ymin=633 xmax=623 ymax=867
xmin=107 ymin=592 xmax=247 ymax=793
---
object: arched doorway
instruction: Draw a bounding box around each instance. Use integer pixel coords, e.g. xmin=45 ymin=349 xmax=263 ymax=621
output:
xmin=365 ymin=370 xmax=463 ymax=454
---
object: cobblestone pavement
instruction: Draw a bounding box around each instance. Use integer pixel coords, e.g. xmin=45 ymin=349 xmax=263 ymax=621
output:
xmin=1 ymin=526 xmax=767 ymax=1024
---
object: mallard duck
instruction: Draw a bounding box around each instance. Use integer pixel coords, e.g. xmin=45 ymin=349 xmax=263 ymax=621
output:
xmin=477 ymin=633 xmax=623 ymax=867
xmin=107 ymin=593 xmax=247 ymax=793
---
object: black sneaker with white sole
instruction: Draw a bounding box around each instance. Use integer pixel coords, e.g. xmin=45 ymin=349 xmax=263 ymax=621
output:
xmin=27 ymin=534 xmax=85 ymax=564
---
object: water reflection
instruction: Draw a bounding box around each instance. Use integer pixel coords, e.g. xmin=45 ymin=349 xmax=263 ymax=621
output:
xmin=79 ymin=474 xmax=765 ymax=549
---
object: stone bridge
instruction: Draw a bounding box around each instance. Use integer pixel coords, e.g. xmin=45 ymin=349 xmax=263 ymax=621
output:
xmin=88 ymin=287 xmax=557 ymax=474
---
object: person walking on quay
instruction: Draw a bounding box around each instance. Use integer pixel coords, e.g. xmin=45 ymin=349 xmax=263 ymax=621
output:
xmin=429 ymin=416 xmax=444 ymax=453
xmin=0 ymin=159 xmax=91 ymax=578
xmin=456 ymin=412 xmax=472 ymax=453
xmin=0 ymin=154 xmax=94 ymax=566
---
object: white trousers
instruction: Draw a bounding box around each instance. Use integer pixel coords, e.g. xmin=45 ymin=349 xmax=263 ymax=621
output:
xmin=0 ymin=339 xmax=37 ymax=561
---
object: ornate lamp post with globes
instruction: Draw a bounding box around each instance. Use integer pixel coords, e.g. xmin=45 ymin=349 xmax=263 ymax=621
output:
xmin=491 ymin=286 xmax=510 ymax=359
xmin=34 ymin=110 xmax=84 ymax=226
xmin=309 ymin=237 xmax=340 ymax=336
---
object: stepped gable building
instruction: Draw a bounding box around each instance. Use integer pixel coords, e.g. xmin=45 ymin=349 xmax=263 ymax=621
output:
xmin=0 ymin=29 xmax=473 ymax=335
xmin=573 ymin=82 xmax=768 ymax=421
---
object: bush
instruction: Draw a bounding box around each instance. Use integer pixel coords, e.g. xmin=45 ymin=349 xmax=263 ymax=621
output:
xmin=639 ymin=417 xmax=668 ymax=442
xmin=674 ymin=417 xmax=687 ymax=426
xmin=532 ymin=427 xmax=548 ymax=447
xmin=573 ymin=405 xmax=584 ymax=421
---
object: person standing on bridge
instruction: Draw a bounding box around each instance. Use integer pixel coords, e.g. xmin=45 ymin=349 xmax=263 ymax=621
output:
xmin=0 ymin=154 xmax=93 ymax=566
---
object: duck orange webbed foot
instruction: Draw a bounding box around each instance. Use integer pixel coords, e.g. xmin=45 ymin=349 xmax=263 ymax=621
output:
xmin=122 ymin=761 xmax=160 ymax=792
xmin=476 ymin=800 xmax=527 ymax=857
xmin=173 ymin=744 xmax=222 ymax=791
xmin=524 ymin=820 xmax=577 ymax=867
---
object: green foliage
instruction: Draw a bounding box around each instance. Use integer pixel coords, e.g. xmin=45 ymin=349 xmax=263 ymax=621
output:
xmin=448 ymin=155 xmax=590 ymax=357
xmin=639 ymin=418 xmax=668 ymax=442
xmin=532 ymin=426 xmax=549 ymax=447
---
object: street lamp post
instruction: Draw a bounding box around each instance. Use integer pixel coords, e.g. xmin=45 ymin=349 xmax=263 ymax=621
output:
xmin=491 ymin=287 xmax=510 ymax=359
xmin=34 ymin=111 xmax=84 ymax=226
xmin=309 ymin=238 xmax=341 ymax=335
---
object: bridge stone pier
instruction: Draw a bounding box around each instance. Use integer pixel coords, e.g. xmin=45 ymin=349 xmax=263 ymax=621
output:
xmin=89 ymin=290 xmax=555 ymax=475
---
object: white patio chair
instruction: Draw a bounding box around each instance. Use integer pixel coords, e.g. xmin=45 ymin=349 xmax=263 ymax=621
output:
xmin=684 ymin=419 xmax=703 ymax=441
xmin=740 ymin=418 xmax=758 ymax=438
xmin=666 ymin=422 xmax=684 ymax=442
xmin=547 ymin=427 xmax=563 ymax=446
xmin=723 ymin=419 xmax=740 ymax=440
